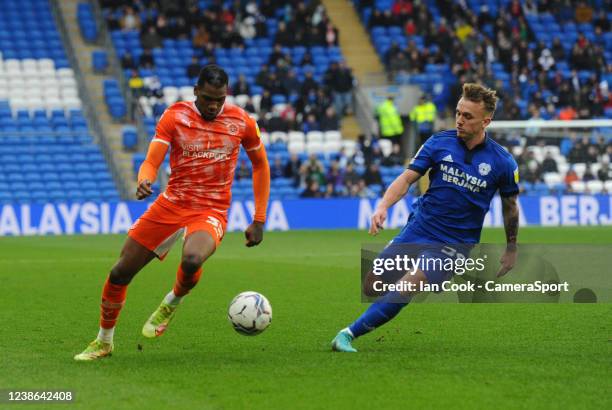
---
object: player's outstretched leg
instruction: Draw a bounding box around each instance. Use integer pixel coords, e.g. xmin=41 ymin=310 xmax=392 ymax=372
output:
xmin=142 ymin=231 xmax=215 ymax=338
xmin=332 ymin=269 xmax=426 ymax=352
xmin=75 ymin=238 xmax=155 ymax=361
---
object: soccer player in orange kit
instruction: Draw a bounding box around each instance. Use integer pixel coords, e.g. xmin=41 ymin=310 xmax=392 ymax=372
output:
xmin=75 ymin=65 xmax=270 ymax=361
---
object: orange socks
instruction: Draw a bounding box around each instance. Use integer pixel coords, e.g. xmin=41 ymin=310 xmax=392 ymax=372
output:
xmin=173 ymin=266 xmax=203 ymax=297
xmin=100 ymin=278 xmax=128 ymax=329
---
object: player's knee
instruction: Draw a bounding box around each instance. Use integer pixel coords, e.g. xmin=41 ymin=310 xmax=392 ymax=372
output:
xmin=181 ymin=253 xmax=204 ymax=275
xmin=109 ymin=263 xmax=136 ymax=285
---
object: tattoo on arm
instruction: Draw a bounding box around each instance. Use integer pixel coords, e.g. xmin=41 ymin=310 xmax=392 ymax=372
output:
xmin=502 ymin=195 xmax=519 ymax=248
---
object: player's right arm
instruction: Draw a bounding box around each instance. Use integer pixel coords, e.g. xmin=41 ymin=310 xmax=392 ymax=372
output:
xmin=369 ymin=169 xmax=421 ymax=235
xmin=136 ymin=109 xmax=174 ymax=200
xmin=136 ymin=141 xmax=169 ymax=199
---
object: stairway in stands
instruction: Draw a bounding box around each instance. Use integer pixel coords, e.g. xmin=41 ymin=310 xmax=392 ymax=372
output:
xmin=321 ymin=0 xmax=386 ymax=139
xmin=55 ymin=0 xmax=136 ymax=197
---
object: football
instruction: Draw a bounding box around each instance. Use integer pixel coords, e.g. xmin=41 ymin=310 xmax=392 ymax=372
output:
xmin=227 ymin=291 xmax=272 ymax=335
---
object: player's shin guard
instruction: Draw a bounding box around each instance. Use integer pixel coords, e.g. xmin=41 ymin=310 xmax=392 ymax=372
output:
xmin=348 ymin=291 xmax=409 ymax=338
xmin=100 ymin=277 xmax=128 ymax=329
xmin=173 ymin=266 xmax=203 ymax=297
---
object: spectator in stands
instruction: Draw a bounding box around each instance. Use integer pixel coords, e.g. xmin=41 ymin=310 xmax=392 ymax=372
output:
xmin=376 ymin=96 xmax=404 ymax=150
xmin=320 ymin=106 xmax=340 ymax=131
xmin=120 ymin=6 xmax=141 ymax=31
xmin=382 ymin=144 xmax=404 ymax=167
xmin=259 ymin=89 xmax=272 ymax=113
xmin=301 ymin=155 xmax=326 ymax=187
xmin=143 ymin=74 xmax=162 ymax=98
xmin=186 ymin=56 xmax=200 ymax=79
xmin=269 ymin=44 xmax=287 ymax=67
xmin=583 ymin=164 xmax=596 ymax=182
xmin=363 ymin=163 xmax=383 ymax=187
xmin=300 ymin=51 xmax=314 ymax=67
xmin=325 ymin=61 xmax=355 ymax=116
xmin=236 ymin=159 xmax=251 ymax=181
xmin=550 ymin=37 xmax=565 ymax=62
xmin=389 ymin=51 xmax=410 ymax=79
xmin=244 ymin=97 xmax=256 ymax=114
xmin=128 ymin=69 xmax=144 ymax=97
xmin=343 ymin=163 xmax=360 ymax=189
xmin=275 ymin=22 xmax=293 ymax=46
xmin=120 ymin=52 xmax=137 ymax=70
xmin=284 ymin=153 xmax=302 ymax=187
xmin=522 ymin=160 xmax=542 ymax=184
xmin=565 ymin=168 xmax=579 ymax=188
xmin=323 ymin=183 xmax=337 ymax=198
xmin=270 ymin=156 xmax=284 ymax=180
xmin=598 ymin=160 xmax=611 ymax=182
xmin=192 ymin=24 xmax=210 ymax=50
xmin=410 ymin=94 xmax=437 ymax=142
xmin=301 ymin=71 xmax=319 ymax=96
xmin=326 ymin=160 xmax=344 ymax=188
xmin=541 ymin=152 xmax=558 ymax=173
xmin=282 ymin=70 xmax=301 ymax=97
xmin=232 ymin=75 xmax=250 ymax=96
xmin=586 ymin=145 xmax=599 ymax=164
xmin=140 ymin=25 xmax=162 ymax=50
xmin=302 ymin=113 xmax=320 ymax=133
xmin=139 ymin=48 xmax=155 ymax=69
xmin=568 ymin=140 xmax=587 ymax=164
xmin=353 ymin=179 xmax=376 ymax=199
xmin=301 ymin=180 xmax=322 ymax=198
xmin=324 ymin=21 xmax=339 ymax=47
xmin=537 ymin=49 xmax=555 ymax=72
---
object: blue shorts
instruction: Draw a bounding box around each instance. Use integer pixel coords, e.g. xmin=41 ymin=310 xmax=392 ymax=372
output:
xmin=376 ymin=223 xmax=473 ymax=286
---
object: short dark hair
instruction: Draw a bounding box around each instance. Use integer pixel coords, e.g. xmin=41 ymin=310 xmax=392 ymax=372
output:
xmin=461 ymin=83 xmax=498 ymax=115
xmin=197 ymin=64 xmax=228 ymax=88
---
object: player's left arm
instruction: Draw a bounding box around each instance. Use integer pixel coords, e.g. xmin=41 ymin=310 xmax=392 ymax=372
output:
xmin=242 ymin=117 xmax=270 ymax=247
xmin=497 ymin=159 xmax=520 ymax=277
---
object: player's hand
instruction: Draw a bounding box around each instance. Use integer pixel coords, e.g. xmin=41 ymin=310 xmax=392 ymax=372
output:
xmin=369 ymin=207 xmax=388 ymax=235
xmin=245 ymin=221 xmax=264 ymax=247
xmin=136 ymin=179 xmax=153 ymax=200
xmin=496 ymin=245 xmax=518 ymax=277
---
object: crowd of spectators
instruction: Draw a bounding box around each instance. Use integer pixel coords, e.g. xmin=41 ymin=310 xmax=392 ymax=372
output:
xmin=102 ymin=0 xmax=355 ymax=133
xmin=357 ymin=0 xmax=610 ymax=121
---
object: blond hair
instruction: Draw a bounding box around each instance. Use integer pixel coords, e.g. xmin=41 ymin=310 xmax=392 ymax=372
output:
xmin=462 ymin=83 xmax=498 ymax=115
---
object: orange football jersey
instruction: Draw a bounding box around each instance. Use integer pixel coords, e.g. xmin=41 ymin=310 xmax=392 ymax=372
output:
xmin=152 ymin=101 xmax=261 ymax=210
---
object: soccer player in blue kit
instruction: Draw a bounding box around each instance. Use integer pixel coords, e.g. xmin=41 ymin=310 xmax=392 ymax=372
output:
xmin=332 ymin=83 xmax=520 ymax=352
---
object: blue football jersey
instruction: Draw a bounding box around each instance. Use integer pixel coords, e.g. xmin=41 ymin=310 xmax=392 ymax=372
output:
xmin=406 ymin=129 xmax=519 ymax=243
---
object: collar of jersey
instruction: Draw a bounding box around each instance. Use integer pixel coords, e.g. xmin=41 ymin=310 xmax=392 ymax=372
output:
xmin=458 ymin=133 xmax=488 ymax=151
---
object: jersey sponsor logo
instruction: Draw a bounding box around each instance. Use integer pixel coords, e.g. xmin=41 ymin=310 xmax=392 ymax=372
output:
xmin=440 ymin=163 xmax=488 ymax=192
xmin=442 ymin=154 xmax=454 ymax=162
xmin=181 ymin=143 xmax=230 ymax=160
xmin=478 ymin=162 xmax=491 ymax=176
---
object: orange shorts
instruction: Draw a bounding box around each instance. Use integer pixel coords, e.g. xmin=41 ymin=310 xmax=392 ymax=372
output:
xmin=128 ymin=195 xmax=227 ymax=259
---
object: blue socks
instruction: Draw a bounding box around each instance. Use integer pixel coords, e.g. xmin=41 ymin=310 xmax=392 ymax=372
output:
xmin=348 ymin=291 xmax=410 ymax=338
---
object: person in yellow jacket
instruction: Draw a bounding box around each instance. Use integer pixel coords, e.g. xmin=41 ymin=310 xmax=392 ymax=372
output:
xmin=410 ymin=94 xmax=437 ymax=142
xmin=376 ymin=97 xmax=404 ymax=149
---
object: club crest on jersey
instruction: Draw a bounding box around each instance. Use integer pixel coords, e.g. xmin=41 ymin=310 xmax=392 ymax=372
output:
xmin=227 ymin=123 xmax=239 ymax=135
xmin=478 ymin=162 xmax=491 ymax=176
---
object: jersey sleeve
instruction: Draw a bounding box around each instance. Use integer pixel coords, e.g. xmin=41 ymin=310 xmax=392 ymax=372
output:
xmin=408 ymin=137 xmax=436 ymax=174
xmin=241 ymin=115 xmax=262 ymax=151
xmin=152 ymin=108 xmax=176 ymax=145
xmin=499 ymin=155 xmax=520 ymax=197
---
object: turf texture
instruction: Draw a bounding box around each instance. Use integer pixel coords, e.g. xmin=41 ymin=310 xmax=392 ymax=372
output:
xmin=0 ymin=227 xmax=610 ymax=409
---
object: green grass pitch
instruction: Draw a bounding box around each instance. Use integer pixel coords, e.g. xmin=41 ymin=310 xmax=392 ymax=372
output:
xmin=0 ymin=227 xmax=610 ymax=409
